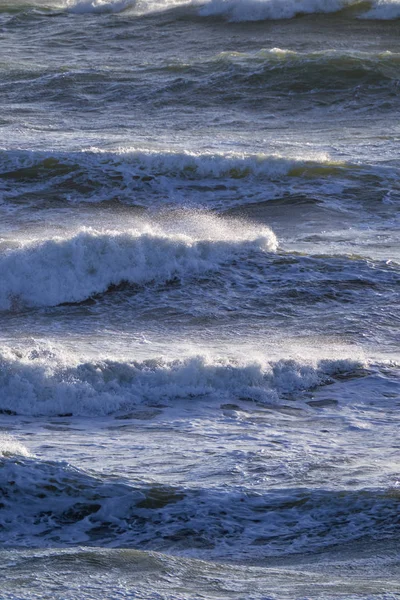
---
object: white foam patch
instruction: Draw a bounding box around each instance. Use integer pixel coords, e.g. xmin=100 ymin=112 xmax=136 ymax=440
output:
xmin=0 ymin=214 xmax=277 ymax=310
xmin=0 ymin=434 xmax=30 ymax=458
xmin=0 ymin=345 xmax=363 ymax=416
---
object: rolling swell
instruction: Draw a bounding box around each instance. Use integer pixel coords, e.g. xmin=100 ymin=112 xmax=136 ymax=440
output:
xmin=153 ymin=48 xmax=400 ymax=104
xmin=3 ymin=50 xmax=399 ymax=114
xmin=1 ymin=454 xmax=397 ymax=558
xmin=214 ymin=48 xmax=400 ymax=92
xmin=0 ymin=219 xmax=277 ymax=310
xmin=0 ymin=346 xmax=363 ymax=416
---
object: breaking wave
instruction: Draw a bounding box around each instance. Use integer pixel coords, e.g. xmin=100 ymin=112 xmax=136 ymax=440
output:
xmin=0 ymin=215 xmax=277 ymax=310
xmin=0 ymin=345 xmax=364 ymax=416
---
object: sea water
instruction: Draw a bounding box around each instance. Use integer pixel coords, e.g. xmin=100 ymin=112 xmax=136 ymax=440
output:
xmin=0 ymin=1 xmax=399 ymax=598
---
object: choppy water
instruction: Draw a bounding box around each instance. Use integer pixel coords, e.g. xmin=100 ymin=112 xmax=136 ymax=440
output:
xmin=0 ymin=1 xmax=399 ymax=598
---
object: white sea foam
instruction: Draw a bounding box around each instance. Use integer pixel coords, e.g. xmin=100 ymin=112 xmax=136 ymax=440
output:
xmin=0 ymin=214 xmax=277 ymax=310
xmin=0 ymin=434 xmax=30 ymax=458
xmin=0 ymin=345 xmax=363 ymax=416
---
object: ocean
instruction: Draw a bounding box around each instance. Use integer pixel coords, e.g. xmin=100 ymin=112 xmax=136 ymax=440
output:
xmin=0 ymin=0 xmax=399 ymax=598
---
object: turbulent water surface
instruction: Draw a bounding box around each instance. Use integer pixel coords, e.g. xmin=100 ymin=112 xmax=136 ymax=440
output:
xmin=0 ymin=0 xmax=399 ymax=598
